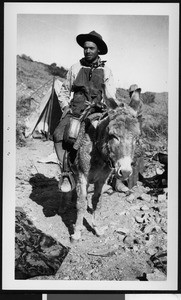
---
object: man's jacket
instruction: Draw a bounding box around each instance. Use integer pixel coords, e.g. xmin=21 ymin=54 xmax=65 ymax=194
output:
xmin=56 ymin=57 xmax=117 ymax=115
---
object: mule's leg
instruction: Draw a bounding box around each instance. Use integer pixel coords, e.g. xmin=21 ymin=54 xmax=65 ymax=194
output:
xmin=71 ymin=173 xmax=88 ymax=241
xmin=91 ymin=180 xmax=107 ymax=236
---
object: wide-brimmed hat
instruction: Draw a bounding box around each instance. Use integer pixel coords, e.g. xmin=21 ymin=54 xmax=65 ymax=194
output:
xmin=76 ymin=30 xmax=108 ymax=55
xmin=128 ymin=84 xmax=142 ymax=93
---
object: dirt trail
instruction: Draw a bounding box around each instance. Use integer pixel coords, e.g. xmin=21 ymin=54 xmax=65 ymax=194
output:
xmin=16 ymin=137 xmax=167 ymax=281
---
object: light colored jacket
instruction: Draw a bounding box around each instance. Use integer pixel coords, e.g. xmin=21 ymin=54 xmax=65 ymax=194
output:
xmin=56 ymin=60 xmax=117 ymax=110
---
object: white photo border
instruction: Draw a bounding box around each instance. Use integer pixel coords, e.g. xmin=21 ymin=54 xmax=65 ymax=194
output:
xmin=3 ymin=2 xmax=179 ymax=291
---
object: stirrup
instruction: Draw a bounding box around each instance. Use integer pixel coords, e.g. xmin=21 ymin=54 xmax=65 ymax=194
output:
xmin=58 ymin=171 xmax=76 ymax=192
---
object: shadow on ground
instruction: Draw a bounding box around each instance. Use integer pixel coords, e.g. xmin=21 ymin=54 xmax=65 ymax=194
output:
xmin=29 ymin=173 xmax=77 ymax=235
xmin=29 ymin=173 xmax=99 ymax=237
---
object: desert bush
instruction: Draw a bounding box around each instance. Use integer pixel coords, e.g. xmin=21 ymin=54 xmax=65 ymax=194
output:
xmin=21 ymin=54 xmax=33 ymax=62
xmin=142 ymin=114 xmax=168 ymax=150
xmin=16 ymin=96 xmax=32 ymax=117
xmin=48 ymin=63 xmax=67 ymax=78
xmin=116 ymin=88 xmax=130 ymax=104
xmin=141 ymin=92 xmax=156 ymax=105
xmin=16 ymin=97 xmax=34 ymax=147
xmin=16 ymin=122 xmax=27 ymax=147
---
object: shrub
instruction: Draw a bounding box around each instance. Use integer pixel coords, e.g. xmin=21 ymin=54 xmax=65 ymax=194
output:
xmin=16 ymin=96 xmax=31 ymax=117
xmin=116 ymin=88 xmax=130 ymax=104
xmin=48 ymin=63 xmax=67 ymax=78
xmin=16 ymin=123 xmax=27 ymax=147
xmin=141 ymin=92 xmax=156 ymax=105
xmin=21 ymin=54 xmax=33 ymax=62
xmin=16 ymin=96 xmax=35 ymax=147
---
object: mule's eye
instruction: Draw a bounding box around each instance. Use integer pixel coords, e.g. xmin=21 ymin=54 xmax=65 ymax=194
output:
xmin=109 ymin=134 xmax=119 ymax=141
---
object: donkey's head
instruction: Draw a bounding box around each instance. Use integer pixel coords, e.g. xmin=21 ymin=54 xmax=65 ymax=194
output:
xmin=107 ymin=104 xmax=140 ymax=180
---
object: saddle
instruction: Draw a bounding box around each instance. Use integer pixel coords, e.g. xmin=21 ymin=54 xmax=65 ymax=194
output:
xmin=60 ymin=106 xmax=107 ymax=191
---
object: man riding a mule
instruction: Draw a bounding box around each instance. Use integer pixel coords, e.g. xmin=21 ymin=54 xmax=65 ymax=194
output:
xmin=53 ymin=30 xmax=144 ymax=240
xmin=53 ymin=30 xmax=118 ymax=192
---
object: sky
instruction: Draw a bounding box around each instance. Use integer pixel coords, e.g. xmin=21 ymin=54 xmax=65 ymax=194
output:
xmin=17 ymin=11 xmax=169 ymax=93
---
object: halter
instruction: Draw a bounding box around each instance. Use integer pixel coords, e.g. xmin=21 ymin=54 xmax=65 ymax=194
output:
xmin=95 ymin=115 xmax=116 ymax=171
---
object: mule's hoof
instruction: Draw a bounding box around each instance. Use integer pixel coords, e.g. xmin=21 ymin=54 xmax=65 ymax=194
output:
xmin=94 ymin=226 xmax=106 ymax=237
xmin=70 ymin=231 xmax=82 ymax=242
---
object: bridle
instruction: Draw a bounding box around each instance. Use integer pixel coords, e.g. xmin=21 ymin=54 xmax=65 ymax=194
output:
xmin=95 ymin=116 xmax=116 ymax=171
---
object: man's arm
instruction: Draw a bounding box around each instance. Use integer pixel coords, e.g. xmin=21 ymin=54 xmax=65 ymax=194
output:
xmin=102 ymin=67 xmax=119 ymax=109
xmin=56 ymin=66 xmax=75 ymax=110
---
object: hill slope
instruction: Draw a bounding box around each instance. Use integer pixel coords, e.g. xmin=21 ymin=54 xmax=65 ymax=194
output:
xmin=17 ymin=55 xmax=65 ymax=102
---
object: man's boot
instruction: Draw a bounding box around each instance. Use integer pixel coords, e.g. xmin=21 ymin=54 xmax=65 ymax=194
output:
xmin=54 ymin=141 xmax=73 ymax=193
xmin=59 ymin=176 xmax=72 ymax=193
xmin=58 ymin=150 xmax=75 ymax=193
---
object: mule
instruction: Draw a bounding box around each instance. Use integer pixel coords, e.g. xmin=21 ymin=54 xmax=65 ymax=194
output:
xmin=71 ymin=103 xmax=140 ymax=241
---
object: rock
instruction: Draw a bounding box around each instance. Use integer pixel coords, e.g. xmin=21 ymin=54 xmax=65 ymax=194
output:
xmin=115 ymin=227 xmax=129 ymax=235
xmin=155 ymin=216 xmax=161 ymax=223
xmin=161 ymin=245 xmax=167 ymax=252
xmin=152 ymin=225 xmax=161 ymax=232
xmin=147 ymin=269 xmax=167 ymax=281
xmin=140 ymin=205 xmax=149 ymax=211
xmin=102 ymin=184 xmax=113 ymax=194
xmin=130 ymin=205 xmax=141 ymax=211
xmin=135 ymin=216 xmax=145 ymax=223
xmin=145 ymin=248 xmax=157 ymax=256
xmin=161 ymin=226 xmax=167 ymax=234
xmin=137 ymin=181 xmax=143 ymax=186
xmin=158 ymin=194 xmax=167 ymax=202
xmin=133 ymin=245 xmax=139 ymax=252
xmin=123 ymin=235 xmax=134 ymax=248
xmin=150 ymin=250 xmax=167 ymax=274
xmin=126 ymin=193 xmax=135 ymax=203
xmin=144 ymin=225 xmax=155 ymax=234
xmin=145 ymin=151 xmax=152 ymax=157
xmin=156 ymin=167 xmax=164 ymax=175
xmin=87 ymin=244 xmax=119 ymax=257
xmin=125 ymin=211 xmax=131 ymax=216
xmin=140 ymin=193 xmax=151 ymax=202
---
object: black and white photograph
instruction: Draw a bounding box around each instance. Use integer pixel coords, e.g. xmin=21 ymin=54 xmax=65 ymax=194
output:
xmin=3 ymin=2 xmax=179 ymax=291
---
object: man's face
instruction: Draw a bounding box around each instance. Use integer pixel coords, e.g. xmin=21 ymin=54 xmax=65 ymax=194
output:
xmin=83 ymin=41 xmax=99 ymax=63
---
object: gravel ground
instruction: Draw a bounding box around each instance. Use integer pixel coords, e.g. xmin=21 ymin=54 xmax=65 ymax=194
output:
xmin=15 ymin=137 xmax=167 ymax=281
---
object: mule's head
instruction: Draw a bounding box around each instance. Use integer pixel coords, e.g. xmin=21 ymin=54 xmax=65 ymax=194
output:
xmin=107 ymin=104 xmax=140 ymax=180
